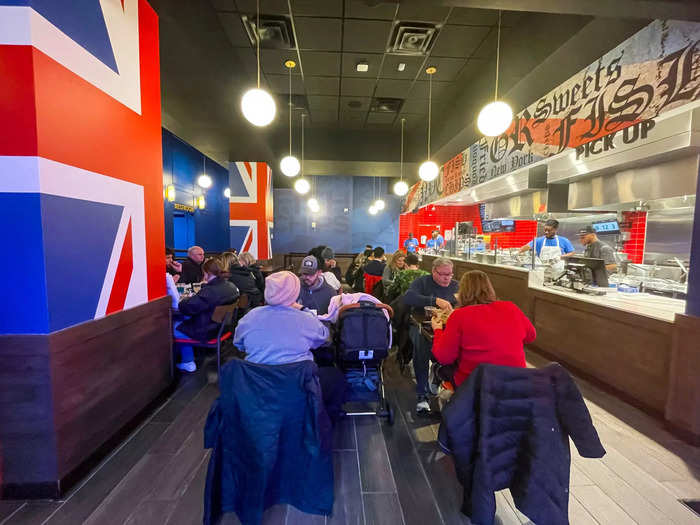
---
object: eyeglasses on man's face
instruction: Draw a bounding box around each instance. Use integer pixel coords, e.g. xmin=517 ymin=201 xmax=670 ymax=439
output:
xmin=434 ymin=269 xmax=453 ymax=278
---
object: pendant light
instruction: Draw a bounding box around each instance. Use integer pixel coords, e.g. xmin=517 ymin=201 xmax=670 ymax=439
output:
xmin=241 ymin=0 xmax=276 ymax=127
xmin=477 ymin=11 xmax=513 ymax=137
xmin=294 ymin=113 xmax=310 ymax=194
xmin=419 ymin=67 xmax=439 ymax=182
xmin=280 ymin=60 xmax=301 ymax=176
xmin=393 ymin=118 xmax=409 ymax=196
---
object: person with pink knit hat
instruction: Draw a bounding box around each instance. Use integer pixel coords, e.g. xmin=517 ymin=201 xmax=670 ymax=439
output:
xmin=233 ymin=271 xmax=346 ymax=422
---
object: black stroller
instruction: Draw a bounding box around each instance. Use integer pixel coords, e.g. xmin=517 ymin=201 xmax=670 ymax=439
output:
xmin=335 ymin=301 xmax=395 ymax=425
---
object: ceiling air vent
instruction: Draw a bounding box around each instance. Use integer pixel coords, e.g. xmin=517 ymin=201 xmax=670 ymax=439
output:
xmin=388 ymin=22 xmax=439 ymax=55
xmin=371 ymin=97 xmax=404 ymax=113
xmin=241 ymin=14 xmax=295 ymax=49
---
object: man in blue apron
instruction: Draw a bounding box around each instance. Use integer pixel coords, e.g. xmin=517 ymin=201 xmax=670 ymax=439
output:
xmin=519 ymin=219 xmax=575 ymax=272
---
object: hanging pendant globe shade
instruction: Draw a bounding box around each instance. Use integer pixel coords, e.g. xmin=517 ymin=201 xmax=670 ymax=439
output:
xmin=368 ymin=205 xmax=378 ymax=215
xmin=294 ymin=178 xmax=310 ymax=194
xmin=307 ymin=197 xmax=318 ymax=209
xmin=280 ymin=155 xmax=300 ymax=177
xmin=224 ymin=188 xmax=231 ymax=198
xmin=393 ymin=180 xmax=409 ymax=196
xmin=197 ymin=174 xmax=212 ymax=188
xmin=477 ymin=100 xmax=513 ymax=137
xmin=241 ymin=88 xmax=276 ymax=127
xmin=419 ymin=160 xmax=439 ymax=182
xmin=374 ymin=199 xmax=385 ymax=210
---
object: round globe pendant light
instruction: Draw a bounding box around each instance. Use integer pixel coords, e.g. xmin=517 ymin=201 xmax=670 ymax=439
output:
xmin=394 ymin=118 xmax=409 ymax=196
xmin=393 ymin=180 xmax=409 ymax=196
xmin=224 ymin=187 xmax=231 ymax=199
xmin=368 ymin=205 xmax=378 ymax=215
xmin=241 ymin=0 xmax=276 ymax=127
xmin=197 ymin=174 xmax=212 ymax=189
xmin=280 ymin=60 xmax=301 ymax=176
xmin=374 ymin=199 xmax=385 ymax=210
xmin=419 ymin=67 xmax=439 ymax=182
xmin=295 ymin=178 xmax=310 ymax=194
xmin=477 ymin=11 xmax=513 ymax=137
xmin=307 ymin=197 xmax=320 ymax=213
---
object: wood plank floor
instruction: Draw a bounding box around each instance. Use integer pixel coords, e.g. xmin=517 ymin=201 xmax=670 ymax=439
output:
xmin=1 ymin=350 xmax=699 ymax=525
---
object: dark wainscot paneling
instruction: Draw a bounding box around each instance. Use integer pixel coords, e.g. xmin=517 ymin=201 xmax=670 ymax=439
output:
xmin=0 ymin=297 xmax=172 ymax=498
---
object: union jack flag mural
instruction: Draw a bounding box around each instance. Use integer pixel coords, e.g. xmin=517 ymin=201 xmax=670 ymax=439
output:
xmin=229 ymin=161 xmax=273 ymax=260
xmin=0 ymin=0 xmax=164 ymax=334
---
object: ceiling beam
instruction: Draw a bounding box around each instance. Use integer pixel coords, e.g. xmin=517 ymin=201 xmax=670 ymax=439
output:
xmin=398 ymin=0 xmax=700 ymax=22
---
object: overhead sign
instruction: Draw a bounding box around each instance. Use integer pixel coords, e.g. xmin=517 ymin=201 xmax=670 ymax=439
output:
xmin=403 ymin=19 xmax=700 ymax=213
xmin=174 ymin=202 xmax=194 ymax=212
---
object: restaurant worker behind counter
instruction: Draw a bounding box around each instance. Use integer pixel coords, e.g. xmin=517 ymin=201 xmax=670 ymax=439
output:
xmin=578 ymin=225 xmax=617 ymax=274
xmin=518 ymin=219 xmax=574 ymax=271
xmin=426 ymin=230 xmax=445 ymax=249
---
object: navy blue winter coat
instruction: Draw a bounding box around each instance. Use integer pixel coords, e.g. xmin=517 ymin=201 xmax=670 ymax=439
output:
xmin=203 ymin=359 xmax=334 ymax=525
xmin=438 ymin=363 xmax=605 ymax=525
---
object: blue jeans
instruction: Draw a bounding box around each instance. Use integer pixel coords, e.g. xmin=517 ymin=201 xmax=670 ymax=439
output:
xmin=174 ymin=327 xmax=195 ymax=363
xmin=410 ymin=325 xmax=432 ymax=398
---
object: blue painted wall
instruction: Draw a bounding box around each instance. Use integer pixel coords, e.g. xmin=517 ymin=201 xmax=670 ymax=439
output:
xmin=272 ymin=176 xmax=400 ymax=254
xmin=162 ymin=129 xmax=230 ymax=253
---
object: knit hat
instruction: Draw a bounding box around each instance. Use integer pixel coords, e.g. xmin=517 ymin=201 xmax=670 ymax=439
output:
xmin=264 ymin=271 xmax=300 ymax=306
xmin=321 ymin=247 xmax=335 ymax=260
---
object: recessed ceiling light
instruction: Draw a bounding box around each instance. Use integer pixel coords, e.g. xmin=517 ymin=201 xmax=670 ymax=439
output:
xmin=356 ymin=61 xmax=369 ymax=73
xmin=397 ymin=63 xmax=406 ymax=72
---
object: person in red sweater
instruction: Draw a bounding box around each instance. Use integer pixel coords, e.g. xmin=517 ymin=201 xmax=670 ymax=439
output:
xmin=430 ymin=270 xmax=536 ymax=387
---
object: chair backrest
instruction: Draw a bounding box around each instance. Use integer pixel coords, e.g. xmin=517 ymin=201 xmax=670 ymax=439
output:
xmin=212 ymin=302 xmax=238 ymax=324
xmin=363 ymin=273 xmax=382 ymax=295
xmin=238 ymin=293 xmax=249 ymax=310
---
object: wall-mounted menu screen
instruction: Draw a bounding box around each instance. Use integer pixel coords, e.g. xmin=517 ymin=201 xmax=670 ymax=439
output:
xmin=593 ymin=219 xmax=620 ymax=234
xmin=482 ymin=220 xmax=516 ymax=233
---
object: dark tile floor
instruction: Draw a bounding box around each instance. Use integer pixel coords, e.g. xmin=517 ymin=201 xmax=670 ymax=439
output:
xmin=1 ymin=350 xmax=699 ymax=525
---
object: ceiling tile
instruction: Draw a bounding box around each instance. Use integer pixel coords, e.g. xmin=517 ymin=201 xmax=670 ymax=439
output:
xmin=430 ymin=25 xmax=490 ymax=58
xmin=261 ymin=49 xmax=301 ymax=75
xmin=410 ymin=80 xmax=453 ymax=99
xmin=217 ymin=12 xmax=250 ymax=47
xmin=304 ymin=76 xmax=340 ymax=95
xmin=308 ymin=95 xmax=339 ymax=111
xmin=447 ymin=8 xmax=523 ymax=27
xmin=341 ymin=53 xmax=383 ymax=77
xmin=343 ymin=19 xmax=393 ymax=53
xmin=396 ymin=4 xmax=450 ymax=23
xmin=300 ymin=51 xmax=341 ymax=75
xmin=396 ymin=113 xmax=425 ymax=129
xmin=424 ymin=57 xmax=467 ymax=82
xmin=341 ymin=77 xmax=376 ymax=97
xmin=401 ymin=98 xmax=429 ymax=114
xmin=309 ymin=110 xmax=338 ymax=123
xmin=291 ymin=0 xmax=343 ymax=17
xmin=345 ymin=1 xmax=396 ymax=20
xmin=236 ymin=0 xmax=288 ymax=15
xmin=379 ymin=55 xmax=424 ymax=80
xmin=340 ymin=110 xmax=366 ymax=126
xmin=471 ymin=26 xmax=514 ymax=59
xmin=340 ymin=96 xmax=372 ymax=112
xmin=295 ymin=17 xmax=342 ymax=51
xmin=366 ymin=112 xmax=396 ymax=124
xmin=266 ymin=73 xmax=305 ymax=94
xmin=375 ymin=78 xmax=411 ymax=98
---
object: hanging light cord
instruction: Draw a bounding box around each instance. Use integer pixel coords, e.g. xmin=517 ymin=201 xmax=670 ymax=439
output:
xmin=256 ymin=0 xmax=261 ymax=89
xmin=288 ymin=67 xmax=292 ymax=156
xmin=427 ymin=73 xmax=432 ymax=160
xmin=495 ymin=10 xmax=501 ymax=102
xmin=400 ymin=118 xmax=405 ymax=181
xmin=301 ymin=113 xmax=305 ymax=177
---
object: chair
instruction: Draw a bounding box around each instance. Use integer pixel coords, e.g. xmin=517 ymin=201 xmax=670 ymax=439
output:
xmin=174 ymin=302 xmax=239 ymax=380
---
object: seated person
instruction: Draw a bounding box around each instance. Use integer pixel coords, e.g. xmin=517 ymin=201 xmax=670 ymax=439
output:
xmin=308 ymin=245 xmax=342 ymax=291
xmin=165 ymin=248 xmax=180 ymax=310
xmin=431 ymin=270 xmax=535 ymax=388
xmin=175 ymin=258 xmax=240 ymax=372
xmin=166 ymin=247 xmax=182 ymax=281
xmin=363 ymin=247 xmax=386 ymax=276
xmin=382 ymin=250 xmax=407 ymax=286
xmin=402 ymin=257 xmax=458 ymax=414
xmin=234 ymin=271 xmax=345 ymax=422
xmin=385 ymin=253 xmax=428 ymax=302
xmin=220 ymin=252 xmax=263 ymax=307
xmin=298 ymin=255 xmax=337 ymax=315
xmin=180 ymin=245 xmax=205 ymax=284
xmin=321 ymin=246 xmax=343 ymax=282
xmin=239 ymin=251 xmax=265 ymax=296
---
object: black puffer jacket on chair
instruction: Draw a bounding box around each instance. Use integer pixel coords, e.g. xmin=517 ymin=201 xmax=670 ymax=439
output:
xmin=438 ymin=363 xmax=605 ymax=525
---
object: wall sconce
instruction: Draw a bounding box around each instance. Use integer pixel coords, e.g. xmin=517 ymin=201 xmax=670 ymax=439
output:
xmin=197 ymin=195 xmax=206 ymax=210
xmin=165 ymin=184 xmax=176 ymax=202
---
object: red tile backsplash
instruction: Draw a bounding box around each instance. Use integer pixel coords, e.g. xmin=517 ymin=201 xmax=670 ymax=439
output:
xmin=621 ymin=211 xmax=647 ymax=263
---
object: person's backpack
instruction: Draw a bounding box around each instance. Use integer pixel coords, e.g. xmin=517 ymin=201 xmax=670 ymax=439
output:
xmin=336 ymin=301 xmax=393 ymax=362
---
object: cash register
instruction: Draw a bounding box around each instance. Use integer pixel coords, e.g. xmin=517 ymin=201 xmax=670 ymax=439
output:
xmin=553 ymin=256 xmax=609 ymax=293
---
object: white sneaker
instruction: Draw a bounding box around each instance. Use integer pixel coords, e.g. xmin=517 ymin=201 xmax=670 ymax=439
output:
xmin=416 ymin=399 xmax=430 ymax=414
xmin=176 ymin=361 xmax=196 ymax=372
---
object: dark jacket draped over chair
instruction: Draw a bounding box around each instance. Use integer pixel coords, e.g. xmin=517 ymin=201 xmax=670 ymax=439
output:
xmin=177 ymin=277 xmax=239 ymax=341
xmin=203 ymin=358 xmax=334 ymax=525
xmin=438 ymin=363 xmax=606 ymax=525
